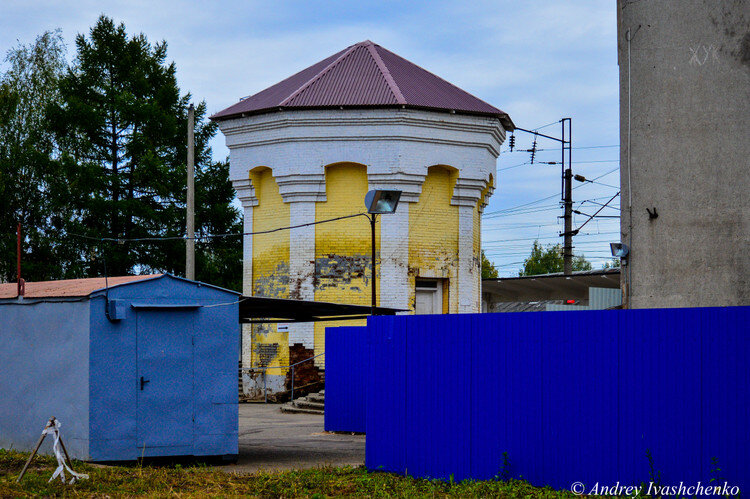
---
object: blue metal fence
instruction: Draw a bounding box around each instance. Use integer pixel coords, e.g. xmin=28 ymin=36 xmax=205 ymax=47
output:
xmin=359 ymin=307 xmax=749 ymax=491
xmin=324 ymin=326 xmax=368 ymax=433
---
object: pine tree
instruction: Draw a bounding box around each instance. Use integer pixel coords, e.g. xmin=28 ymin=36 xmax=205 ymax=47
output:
xmin=47 ymin=16 xmax=241 ymax=288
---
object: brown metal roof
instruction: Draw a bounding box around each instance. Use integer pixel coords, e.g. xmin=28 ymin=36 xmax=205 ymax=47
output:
xmin=211 ymin=40 xmax=514 ymax=129
xmin=0 ymin=275 xmax=161 ymax=299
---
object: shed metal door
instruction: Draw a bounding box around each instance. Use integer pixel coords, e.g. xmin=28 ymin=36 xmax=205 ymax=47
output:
xmin=136 ymin=310 xmax=194 ymax=452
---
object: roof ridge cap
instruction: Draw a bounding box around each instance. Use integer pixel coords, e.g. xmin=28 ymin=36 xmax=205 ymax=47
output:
xmin=279 ymin=43 xmax=359 ymax=106
xmin=366 ymin=43 xmax=406 ymax=105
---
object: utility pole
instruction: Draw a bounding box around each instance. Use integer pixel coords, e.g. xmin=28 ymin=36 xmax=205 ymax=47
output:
xmin=561 ymin=118 xmax=573 ymax=275
xmin=16 ymin=222 xmax=24 ymax=297
xmin=514 ymin=118 xmax=574 ymax=274
xmin=186 ymin=104 xmax=195 ymax=280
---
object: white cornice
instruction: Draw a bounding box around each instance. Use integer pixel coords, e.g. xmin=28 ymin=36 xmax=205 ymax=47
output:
xmin=368 ymin=172 xmax=426 ymax=203
xmin=230 ymin=135 xmax=501 ymax=158
xmin=232 ymin=178 xmax=258 ymax=207
xmin=218 ymin=109 xmax=505 ymax=157
xmin=274 ymin=173 xmax=327 ymax=203
xmin=451 ymin=178 xmax=490 ymax=207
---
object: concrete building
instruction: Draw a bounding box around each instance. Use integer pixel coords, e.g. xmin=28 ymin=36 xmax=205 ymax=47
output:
xmin=617 ymin=0 xmax=750 ymax=308
xmin=212 ymin=41 xmax=513 ymax=393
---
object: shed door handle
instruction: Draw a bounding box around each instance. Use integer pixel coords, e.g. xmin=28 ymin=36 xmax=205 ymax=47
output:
xmin=140 ymin=376 xmax=150 ymax=390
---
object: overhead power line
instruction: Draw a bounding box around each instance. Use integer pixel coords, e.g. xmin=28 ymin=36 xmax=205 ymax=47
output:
xmin=569 ymin=192 xmax=620 ymax=235
xmin=73 ymin=212 xmax=369 ymax=244
xmin=483 ymin=231 xmax=619 ymax=245
xmin=484 ymin=167 xmax=620 ymax=218
xmin=502 ymin=144 xmax=619 ymax=153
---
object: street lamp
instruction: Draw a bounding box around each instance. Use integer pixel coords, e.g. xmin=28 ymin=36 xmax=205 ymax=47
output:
xmin=364 ymin=190 xmax=402 ymax=314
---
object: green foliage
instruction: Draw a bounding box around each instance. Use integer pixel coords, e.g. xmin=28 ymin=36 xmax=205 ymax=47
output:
xmin=498 ymin=451 xmax=512 ymax=481
xmin=0 ymin=17 xmax=242 ymax=290
xmin=519 ymin=240 xmax=592 ymax=276
xmin=645 ymin=448 xmax=661 ymax=490
xmin=0 ymin=30 xmax=67 ymax=282
xmin=0 ymin=449 xmax=576 ymax=497
xmin=481 ymin=250 xmax=499 ymax=279
xmin=602 ymin=257 xmax=621 ymax=269
xmin=709 ymin=456 xmax=725 ymax=486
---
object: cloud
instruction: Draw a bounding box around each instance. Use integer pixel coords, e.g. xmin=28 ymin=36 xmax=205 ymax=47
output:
xmin=0 ymin=0 xmax=620 ymax=276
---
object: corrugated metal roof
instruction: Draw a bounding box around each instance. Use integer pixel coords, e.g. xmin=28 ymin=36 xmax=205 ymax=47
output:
xmin=211 ymin=40 xmax=513 ymax=129
xmin=482 ymin=269 xmax=620 ymax=302
xmin=0 ymin=275 xmax=161 ymax=299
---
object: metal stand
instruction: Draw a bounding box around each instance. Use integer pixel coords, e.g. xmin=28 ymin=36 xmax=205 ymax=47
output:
xmin=16 ymin=416 xmax=73 ymax=483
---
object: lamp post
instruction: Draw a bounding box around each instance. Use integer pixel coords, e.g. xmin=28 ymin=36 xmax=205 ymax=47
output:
xmin=364 ymin=190 xmax=402 ymax=315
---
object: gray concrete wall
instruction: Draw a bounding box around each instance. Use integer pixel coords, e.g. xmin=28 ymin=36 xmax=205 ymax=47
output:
xmin=617 ymin=0 xmax=750 ymax=308
xmin=0 ymin=300 xmax=90 ymax=458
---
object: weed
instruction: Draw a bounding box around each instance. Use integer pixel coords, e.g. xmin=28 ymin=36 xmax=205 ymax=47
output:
xmin=645 ymin=448 xmax=661 ymax=490
xmin=709 ymin=456 xmax=725 ymax=485
xmin=0 ymin=448 xmax=578 ymax=497
xmin=499 ymin=451 xmax=512 ymax=481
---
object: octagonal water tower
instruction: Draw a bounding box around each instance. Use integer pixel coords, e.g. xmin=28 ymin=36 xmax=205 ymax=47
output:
xmin=212 ymin=41 xmax=514 ymax=395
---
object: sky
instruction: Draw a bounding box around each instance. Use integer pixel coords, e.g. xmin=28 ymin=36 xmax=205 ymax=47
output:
xmin=1 ymin=0 xmax=621 ymax=277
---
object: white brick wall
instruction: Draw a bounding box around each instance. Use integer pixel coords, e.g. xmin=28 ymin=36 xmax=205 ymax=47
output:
xmin=288 ymin=201 xmax=316 ymax=348
xmin=377 ymin=200 xmax=411 ymax=311
xmin=457 ymin=204 xmax=479 ymax=313
xmin=220 ymin=109 xmax=504 ymax=187
xmin=238 ymin=196 xmax=254 ymax=368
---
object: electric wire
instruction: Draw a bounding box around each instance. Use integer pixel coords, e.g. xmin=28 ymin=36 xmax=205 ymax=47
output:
xmin=72 ymin=212 xmax=370 ymax=243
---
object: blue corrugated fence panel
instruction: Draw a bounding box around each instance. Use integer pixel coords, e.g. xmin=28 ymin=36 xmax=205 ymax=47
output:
xmin=470 ymin=311 xmax=545 ymax=482
xmin=365 ymin=306 xmax=749 ymax=492
xmin=541 ymin=310 xmax=620 ymax=489
xmin=366 ymin=315 xmax=407 ymax=473
xmin=405 ymin=314 xmax=472 ymax=480
xmin=324 ymin=326 xmax=368 ymax=433
xmin=701 ymin=306 xmax=750 ymax=486
xmin=618 ymin=308 xmax=704 ymax=487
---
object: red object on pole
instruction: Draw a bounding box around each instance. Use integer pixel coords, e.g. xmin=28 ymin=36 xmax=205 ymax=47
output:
xmin=17 ymin=223 xmax=24 ymax=296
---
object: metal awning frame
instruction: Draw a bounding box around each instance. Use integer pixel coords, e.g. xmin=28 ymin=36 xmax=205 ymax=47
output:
xmin=238 ymin=295 xmax=404 ymax=324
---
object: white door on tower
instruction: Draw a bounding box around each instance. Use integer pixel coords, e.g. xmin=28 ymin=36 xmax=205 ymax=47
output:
xmin=415 ymin=279 xmax=443 ymax=315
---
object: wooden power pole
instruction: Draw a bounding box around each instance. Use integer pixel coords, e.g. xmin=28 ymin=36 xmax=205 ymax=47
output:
xmin=186 ymin=104 xmax=195 ymax=280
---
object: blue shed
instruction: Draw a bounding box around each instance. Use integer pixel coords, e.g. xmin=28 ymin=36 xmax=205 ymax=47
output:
xmin=0 ymin=274 xmax=239 ymax=462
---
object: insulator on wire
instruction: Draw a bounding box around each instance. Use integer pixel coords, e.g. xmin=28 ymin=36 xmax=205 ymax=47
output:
xmin=530 ymin=134 xmax=538 ymax=164
xmin=509 ymin=134 xmax=515 ymax=151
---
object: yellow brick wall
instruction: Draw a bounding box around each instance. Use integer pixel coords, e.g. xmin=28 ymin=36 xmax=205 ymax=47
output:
xmin=313 ymin=163 xmax=378 ymax=367
xmin=246 ymin=163 xmax=483 ymax=374
xmin=408 ymin=165 xmax=460 ymax=312
xmin=250 ymin=167 xmax=290 ymax=375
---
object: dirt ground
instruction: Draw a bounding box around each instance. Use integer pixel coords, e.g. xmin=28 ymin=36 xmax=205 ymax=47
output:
xmin=221 ymin=403 xmax=365 ymax=474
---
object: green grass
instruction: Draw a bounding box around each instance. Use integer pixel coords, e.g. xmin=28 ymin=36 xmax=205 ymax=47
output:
xmin=0 ymin=449 xmax=575 ymax=497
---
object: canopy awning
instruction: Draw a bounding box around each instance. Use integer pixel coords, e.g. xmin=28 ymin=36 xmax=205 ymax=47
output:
xmin=239 ymin=295 xmax=404 ymax=323
xmin=482 ymin=269 xmax=620 ymax=302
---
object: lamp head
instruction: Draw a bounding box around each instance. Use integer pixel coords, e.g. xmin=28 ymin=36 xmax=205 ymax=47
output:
xmin=365 ymin=190 xmax=402 ymax=214
xmin=610 ymin=242 xmax=630 ymax=258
